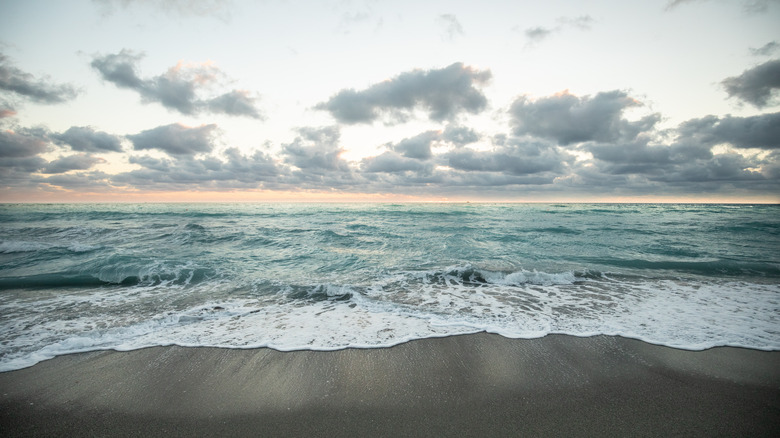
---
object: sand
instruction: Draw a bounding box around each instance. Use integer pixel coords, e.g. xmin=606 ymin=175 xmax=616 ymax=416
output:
xmin=1 ymin=333 xmax=779 ymax=437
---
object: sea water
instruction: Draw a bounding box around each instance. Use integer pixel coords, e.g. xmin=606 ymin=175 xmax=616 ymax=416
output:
xmin=0 ymin=203 xmax=778 ymax=371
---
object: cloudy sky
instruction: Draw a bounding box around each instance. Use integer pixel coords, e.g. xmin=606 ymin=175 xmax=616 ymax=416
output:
xmin=1 ymin=0 xmax=779 ymax=202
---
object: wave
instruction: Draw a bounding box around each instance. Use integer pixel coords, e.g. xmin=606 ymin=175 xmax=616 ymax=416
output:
xmin=284 ymin=284 xmax=355 ymax=302
xmin=0 ymin=241 xmax=51 ymax=253
xmin=0 ymin=273 xmax=121 ymax=290
xmin=0 ymin=256 xmax=218 ymax=290
xmin=88 ymin=256 xmax=218 ymax=286
xmin=582 ymin=257 xmax=780 ymax=277
xmin=433 ymin=266 xmax=579 ymax=286
xmin=0 ymin=240 xmax=102 ymax=255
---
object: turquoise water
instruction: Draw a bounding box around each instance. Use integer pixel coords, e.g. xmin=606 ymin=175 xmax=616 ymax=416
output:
xmin=1 ymin=203 xmax=778 ymax=371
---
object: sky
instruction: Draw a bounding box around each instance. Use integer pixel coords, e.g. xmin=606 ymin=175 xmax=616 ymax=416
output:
xmin=1 ymin=0 xmax=779 ymax=203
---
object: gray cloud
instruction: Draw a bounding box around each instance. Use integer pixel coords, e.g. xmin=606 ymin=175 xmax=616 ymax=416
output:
xmin=445 ymin=137 xmax=570 ymax=176
xmin=90 ymin=50 xmax=145 ymax=89
xmin=0 ymin=53 xmax=78 ymax=104
xmin=0 ymin=128 xmax=49 ymax=186
xmin=93 ymin=0 xmax=233 ymax=21
xmin=751 ymin=41 xmax=779 ymax=57
xmin=559 ymin=15 xmax=595 ymax=31
xmin=654 ymin=153 xmax=765 ymax=185
xmin=116 ymin=148 xmax=283 ymax=190
xmin=315 ymin=63 xmax=491 ymax=124
xmin=586 ymin=139 xmax=685 ymax=176
xmin=113 ymin=101 xmax=776 ymax=197
xmin=220 ymin=147 xmax=281 ymax=181
xmin=282 ymin=126 xmax=350 ymax=172
xmin=51 ymin=126 xmax=124 ymax=153
xmin=361 ymin=151 xmax=431 ymax=173
xmin=579 ymin=113 xmax=777 ymax=192
xmin=0 ymin=156 xmax=46 ymax=174
xmin=35 ymin=171 xmax=115 ymax=191
xmin=438 ymin=14 xmax=465 ymax=40
xmin=127 ymin=123 xmax=218 ymax=156
xmin=510 ymin=90 xmax=660 ymax=145
xmin=361 ymin=127 xmax=479 ymax=174
xmin=4 ymin=85 xmax=778 ymax=199
xmin=393 ymin=131 xmax=440 ymax=160
xmin=665 ymin=0 xmax=703 ymax=9
xmin=442 ymin=125 xmax=480 ymax=147
xmin=742 ymin=0 xmax=778 ymax=13
xmin=665 ymin=0 xmax=776 ymax=12
xmin=91 ymin=50 xmax=262 ymax=118
xmin=41 ymin=154 xmax=105 ymax=174
xmin=520 ymin=15 xmax=594 ymax=47
xmin=523 ymin=27 xmax=555 ymax=44
xmin=721 ymin=59 xmax=780 ymax=108
xmin=675 ymin=113 xmax=780 ymax=149
xmin=0 ymin=129 xmax=50 ymax=158
xmin=206 ymin=90 xmax=262 ymax=118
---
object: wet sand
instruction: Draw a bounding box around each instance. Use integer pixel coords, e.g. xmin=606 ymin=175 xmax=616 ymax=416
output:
xmin=1 ymin=333 xmax=779 ymax=437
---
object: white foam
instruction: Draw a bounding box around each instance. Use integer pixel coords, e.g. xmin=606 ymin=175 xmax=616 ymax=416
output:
xmin=67 ymin=243 xmax=100 ymax=253
xmin=491 ymin=269 xmax=577 ymax=286
xmin=1 ymin=275 xmax=778 ymax=372
xmin=0 ymin=240 xmax=50 ymax=253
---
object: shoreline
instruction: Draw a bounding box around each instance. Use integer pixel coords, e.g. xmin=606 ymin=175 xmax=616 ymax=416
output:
xmin=2 ymin=333 xmax=779 ymax=436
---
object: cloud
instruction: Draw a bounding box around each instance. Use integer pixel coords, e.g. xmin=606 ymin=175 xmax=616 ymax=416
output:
xmin=0 ymin=128 xmax=50 ymax=186
xmin=361 ymin=151 xmax=431 ymax=173
xmin=509 ymin=90 xmax=660 ymax=145
xmin=721 ymin=59 xmax=780 ymax=108
xmin=559 ymin=15 xmax=595 ymax=31
xmin=523 ymin=27 xmax=555 ymax=45
xmin=0 ymin=129 xmax=50 ymax=158
xmin=0 ymin=53 xmax=78 ymax=104
xmin=127 ymin=123 xmax=218 ymax=156
xmin=0 ymin=155 xmax=46 ymax=175
xmin=741 ymin=0 xmax=777 ymax=13
xmin=438 ymin=14 xmax=465 ymax=40
xmin=664 ymin=0 xmax=702 ymax=9
xmin=102 ymin=101 xmax=776 ymax=197
xmin=51 ymin=126 xmax=124 ymax=153
xmin=41 ymin=154 xmax=105 ymax=174
xmin=35 ymin=171 xmax=115 ymax=191
xmin=665 ymin=0 xmax=778 ymax=13
xmin=442 ymin=125 xmax=480 ymax=147
xmin=586 ymin=138 xmax=687 ymax=176
xmin=751 ymin=41 xmax=779 ymax=57
xmin=519 ymin=15 xmax=594 ymax=47
xmin=579 ymin=113 xmax=778 ymax=191
xmin=5 ymin=84 xmax=778 ymax=199
xmin=445 ymin=137 xmax=570 ymax=176
xmin=93 ymin=0 xmax=233 ymax=21
xmin=91 ymin=50 xmax=263 ymax=118
xmin=675 ymin=112 xmax=780 ymax=149
xmin=116 ymin=148 xmax=282 ymax=190
xmin=282 ymin=126 xmax=350 ymax=172
xmin=392 ymin=130 xmax=440 ymax=160
xmin=372 ymin=127 xmax=479 ymax=165
xmin=206 ymin=90 xmax=262 ymax=118
xmin=315 ymin=63 xmax=491 ymax=124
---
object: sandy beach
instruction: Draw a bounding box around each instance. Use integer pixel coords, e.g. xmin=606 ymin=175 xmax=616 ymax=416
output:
xmin=1 ymin=333 xmax=778 ymax=437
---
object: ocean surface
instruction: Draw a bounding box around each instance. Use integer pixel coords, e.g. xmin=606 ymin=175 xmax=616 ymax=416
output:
xmin=1 ymin=203 xmax=778 ymax=371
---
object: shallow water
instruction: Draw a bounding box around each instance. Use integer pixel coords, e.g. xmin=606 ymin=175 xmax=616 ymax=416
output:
xmin=1 ymin=203 xmax=778 ymax=371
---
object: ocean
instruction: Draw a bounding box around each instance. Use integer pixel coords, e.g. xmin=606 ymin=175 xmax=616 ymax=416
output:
xmin=1 ymin=203 xmax=778 ymax=372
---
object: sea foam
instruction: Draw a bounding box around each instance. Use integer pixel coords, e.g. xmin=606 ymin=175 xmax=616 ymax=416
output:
xmin=1 ymin=203 xmax=778 ymax=372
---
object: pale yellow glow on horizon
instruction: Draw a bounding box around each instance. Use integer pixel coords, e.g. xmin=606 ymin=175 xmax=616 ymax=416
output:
xmin=1 ymin=188 xmax=777 ymax=204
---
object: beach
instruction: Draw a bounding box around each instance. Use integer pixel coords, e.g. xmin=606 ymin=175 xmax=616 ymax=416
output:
xmin=1 ymin=333 xmax=778 ymax=437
